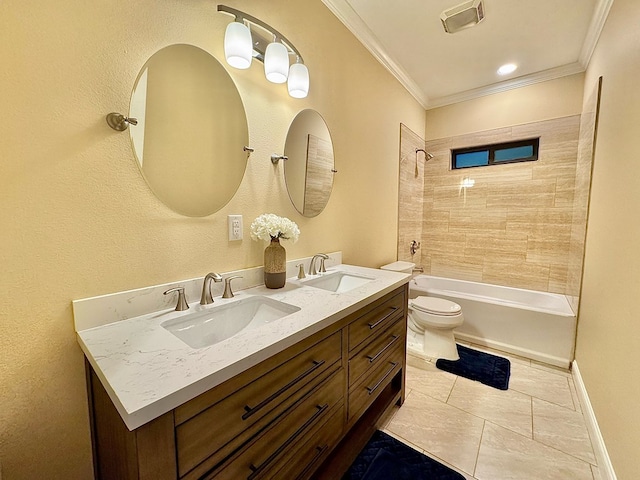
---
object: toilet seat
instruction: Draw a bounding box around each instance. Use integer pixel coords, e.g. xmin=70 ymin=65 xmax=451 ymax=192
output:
xmin=410 ymin=296 xmax=461 ymax=316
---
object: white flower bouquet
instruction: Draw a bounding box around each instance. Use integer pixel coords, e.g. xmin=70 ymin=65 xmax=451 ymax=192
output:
xmin=250 ymin=213 xmax=300 ymax=243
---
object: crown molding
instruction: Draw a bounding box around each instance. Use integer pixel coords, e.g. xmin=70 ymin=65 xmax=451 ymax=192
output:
xmin=321 ymin=0 xmax=429 ymax=108
xmin=579 ymin=0 xmax=614 ymax=68
xmin=426 ymin=62 xmax=586 ymax=109
xmin=323 ymin=0 xmax=611 ymax=111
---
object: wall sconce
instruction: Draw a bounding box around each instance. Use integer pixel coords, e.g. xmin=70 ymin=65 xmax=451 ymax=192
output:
xmin=218 ymin=4 xmax=310 ymax=98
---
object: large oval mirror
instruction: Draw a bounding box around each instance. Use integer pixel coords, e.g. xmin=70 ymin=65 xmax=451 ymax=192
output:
xmin=129 ymin=44 xmax=249 ymax=217
xmin=284 ymin=110 xmax=335 ymax=217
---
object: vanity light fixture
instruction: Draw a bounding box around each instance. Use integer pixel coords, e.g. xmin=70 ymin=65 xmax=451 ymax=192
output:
xmin=224 ymin=21 xmax=253 ymax=69
xmin=218 ymin=4 xmax=309 ymax=98
xmin=264 ymin=40 xmax=289 ymax=83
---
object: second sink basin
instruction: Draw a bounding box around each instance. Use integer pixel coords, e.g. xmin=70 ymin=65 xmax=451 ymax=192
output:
xmin=161 ymin=296 xmax=300 ymax=349
xmin=303 ymin=271 xmax=374 ymax=293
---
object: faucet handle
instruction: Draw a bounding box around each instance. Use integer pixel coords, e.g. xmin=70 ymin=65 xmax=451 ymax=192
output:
xmin=222 ymin=275 xmax=243 ymax=299
xmin=164 ymin=287 xmax=189 ymax=311
xmin=296 ymin=263 xmax=306 ymax=279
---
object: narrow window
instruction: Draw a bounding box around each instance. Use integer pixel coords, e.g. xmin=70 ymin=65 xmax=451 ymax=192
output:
xmin=452 ymin=138 xmax=539 ymax=169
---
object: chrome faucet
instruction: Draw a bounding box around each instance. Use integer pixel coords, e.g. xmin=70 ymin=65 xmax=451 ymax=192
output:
xmin=222 ymin=275 xmax=243 ymax=299
xmin=200 ymin=272 xmax=223 ymax=305
xmin=309 ymin=253 xmax=329 ymax=276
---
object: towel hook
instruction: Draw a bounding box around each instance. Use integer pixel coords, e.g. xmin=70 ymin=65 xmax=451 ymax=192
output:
xmin=271 ymin=154 xmax=288 ymax=164
xmin=106 ymin=112 xmax=138 ymax=132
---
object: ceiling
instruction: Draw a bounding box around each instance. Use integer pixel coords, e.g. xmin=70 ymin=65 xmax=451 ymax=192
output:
xmin=322 ymin=0 xmax=613 ymax=109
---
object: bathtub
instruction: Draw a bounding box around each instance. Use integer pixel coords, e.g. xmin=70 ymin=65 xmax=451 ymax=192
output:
xmin=410 ymin=275 xmax=576 ymax=368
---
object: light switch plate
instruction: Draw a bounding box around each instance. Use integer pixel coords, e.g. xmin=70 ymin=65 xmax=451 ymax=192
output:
xmin=228 ymin=215 xmax=243 ymax=241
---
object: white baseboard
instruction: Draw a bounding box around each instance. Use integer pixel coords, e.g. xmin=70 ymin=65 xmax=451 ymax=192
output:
xmin=572 ymin=360 xmax=617 ymax=480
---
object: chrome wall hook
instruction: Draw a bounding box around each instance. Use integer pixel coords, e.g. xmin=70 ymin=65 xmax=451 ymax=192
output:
xmin=106 ymin=112 xmax=138 ymax=132
xmin=271 ymin=154 xmax=288 ymax=164
xmin=243 ymin=146 xmax=255 ymax=155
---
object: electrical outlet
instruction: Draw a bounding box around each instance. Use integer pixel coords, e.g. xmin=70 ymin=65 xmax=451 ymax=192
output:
xmin=228 ymin=215 xmax=243 ymax=241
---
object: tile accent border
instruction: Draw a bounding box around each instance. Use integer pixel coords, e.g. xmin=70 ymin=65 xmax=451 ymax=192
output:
xmin=572 ymin=360 xmax=617 ymax=480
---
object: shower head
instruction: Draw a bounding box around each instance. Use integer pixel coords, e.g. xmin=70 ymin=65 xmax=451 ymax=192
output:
xmin=415 ymin=148 xmax=434 ymax=160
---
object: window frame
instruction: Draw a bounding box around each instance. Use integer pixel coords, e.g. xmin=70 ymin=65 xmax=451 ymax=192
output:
xmin=451 ymin=137 xmax=540 ymax=170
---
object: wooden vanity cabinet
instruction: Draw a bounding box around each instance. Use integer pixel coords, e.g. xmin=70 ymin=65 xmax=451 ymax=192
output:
xmin=87 ymin=284 xmax=408 ymax=480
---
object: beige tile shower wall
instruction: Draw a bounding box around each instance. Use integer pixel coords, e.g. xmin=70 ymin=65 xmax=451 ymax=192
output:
xmin=421 ymin=116 xmax=581 ymax=293
xmin=398 ymin=124 xmax=427 ymax=266
xmin=567 ymin=79 xmax=601 ymax=312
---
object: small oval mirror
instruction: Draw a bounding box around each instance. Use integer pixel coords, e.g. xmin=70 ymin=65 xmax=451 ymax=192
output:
xmin=283 ymin=110 xmax=335 ymax=217
xmin=129 ymin=44 xmax=249 ymax=217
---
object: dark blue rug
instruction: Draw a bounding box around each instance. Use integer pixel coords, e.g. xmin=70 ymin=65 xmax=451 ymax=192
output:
xmin=343 ymin=430 xmax=464 ymax=480
xmin=436 ymin=344 xmax=510 ymax=390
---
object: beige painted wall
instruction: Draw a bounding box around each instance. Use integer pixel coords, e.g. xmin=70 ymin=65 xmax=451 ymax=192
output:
xmin=425 ymin=73 xmax=585 ymax=140
xmin=576 ymin=0 xmax=640 ymax=477
xmin=0 ymin=0 xmax=425 ymax=478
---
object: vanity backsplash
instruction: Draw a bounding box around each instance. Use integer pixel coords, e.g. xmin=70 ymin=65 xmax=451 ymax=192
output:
xmin=73 ymin=251 xmax=342 ymax=331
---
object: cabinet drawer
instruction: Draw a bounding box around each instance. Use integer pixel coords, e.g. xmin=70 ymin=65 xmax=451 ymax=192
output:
xmin=349 ymin=319 xmax=405 ymax=387
xmin=177 ymin=331 xmax=342 ymax=478
xmin=268 ymin=406 xmax=344 ymax=480
xmin=209 ymin=370 xmax=345 ymax=480
xmin=348 ymin=342 xmax=403 ymax=421
xmin=348 ymin=291 xmax=405 ymax=352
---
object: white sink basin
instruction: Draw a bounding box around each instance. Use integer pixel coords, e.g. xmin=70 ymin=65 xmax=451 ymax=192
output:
xmin=161 ymin=296 xmax=300 ymax=349
xmin=303 ymin=272 xmax=374 ymax=293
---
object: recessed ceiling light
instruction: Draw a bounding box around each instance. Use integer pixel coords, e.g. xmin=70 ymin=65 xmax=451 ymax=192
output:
xmin=497 ymin=63 xmax=517 ymax=75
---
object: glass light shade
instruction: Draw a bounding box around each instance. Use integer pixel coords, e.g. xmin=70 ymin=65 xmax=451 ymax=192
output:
xmin=287 ymin=63 xmax=309 ymax=98
xmin=264 ymin=42 xmax=289 ymax=83
xmin=224 ymin=22 xmax=252 ymax=69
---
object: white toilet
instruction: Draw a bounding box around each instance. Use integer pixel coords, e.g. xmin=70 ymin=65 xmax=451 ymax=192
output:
xmin=408 ymin=296 xmax=463 ymax=360
xmin=379 ymin=261 xmax=464 ymax=361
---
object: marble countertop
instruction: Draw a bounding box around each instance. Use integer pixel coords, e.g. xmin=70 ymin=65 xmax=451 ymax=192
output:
xmin=76 ymin=264 xmax=410 ymax=430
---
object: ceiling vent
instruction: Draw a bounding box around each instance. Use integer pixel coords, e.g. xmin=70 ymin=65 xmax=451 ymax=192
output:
xmin=440 ymin=0 xmax=485 ymax=34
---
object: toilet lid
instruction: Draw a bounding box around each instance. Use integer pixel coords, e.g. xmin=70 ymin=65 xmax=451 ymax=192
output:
xmin=410 ymin=296 xmax=461 ymax=316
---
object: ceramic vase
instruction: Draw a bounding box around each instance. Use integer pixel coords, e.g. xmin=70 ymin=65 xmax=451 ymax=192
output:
xmin=264 ymin=238 xmax=286 ymax=289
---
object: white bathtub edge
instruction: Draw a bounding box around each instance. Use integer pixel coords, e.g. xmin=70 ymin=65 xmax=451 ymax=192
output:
xmin=456 ymin=332 xmax=571 ymax=369
xmin=572 ymin=360 xmax=617 ymax=480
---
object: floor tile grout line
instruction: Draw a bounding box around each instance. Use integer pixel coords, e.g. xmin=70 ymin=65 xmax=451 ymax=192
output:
xmin=488 ymin=414 xmax=597 ymax=467
xmin=385 ymin=427 xmax=474 ymax=478
xmin=407 ymin=347 xmax=599 ymax=476
xmin=472 ymin=419 xmax=486 ymax=478
xmin=446 ymin=377 xmax=598 ymax=468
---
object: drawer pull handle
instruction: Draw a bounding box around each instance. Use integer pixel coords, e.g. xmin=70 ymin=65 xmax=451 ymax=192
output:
xmin=366 ymin=335 xmax=400 ymax=363
xmin=367 ymin=306 xmax=399 ymax=329
xmin=366 ymin=361 xmax=398 ymax=395
xmin=295 ymin=444 xmax=329 ymax=480
xmin=242 ymin=360 xmax=326 ymax=421
xmin=248 ymin=404 xmax=329 ymax=480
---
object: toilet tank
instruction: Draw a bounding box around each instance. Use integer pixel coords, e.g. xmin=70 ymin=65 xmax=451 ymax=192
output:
xmin=380 ymin=261 xmax=415 ymax=274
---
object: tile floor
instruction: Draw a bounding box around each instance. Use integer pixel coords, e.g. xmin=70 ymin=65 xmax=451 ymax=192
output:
xmin=381 ymin=343 xmax=600 ymax=480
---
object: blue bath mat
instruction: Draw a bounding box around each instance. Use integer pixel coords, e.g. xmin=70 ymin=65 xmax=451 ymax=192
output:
xmin=343 ymin=430 xmax=464 ymax=480
xmin=436 ymin=344 xmax=510 ymax=390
